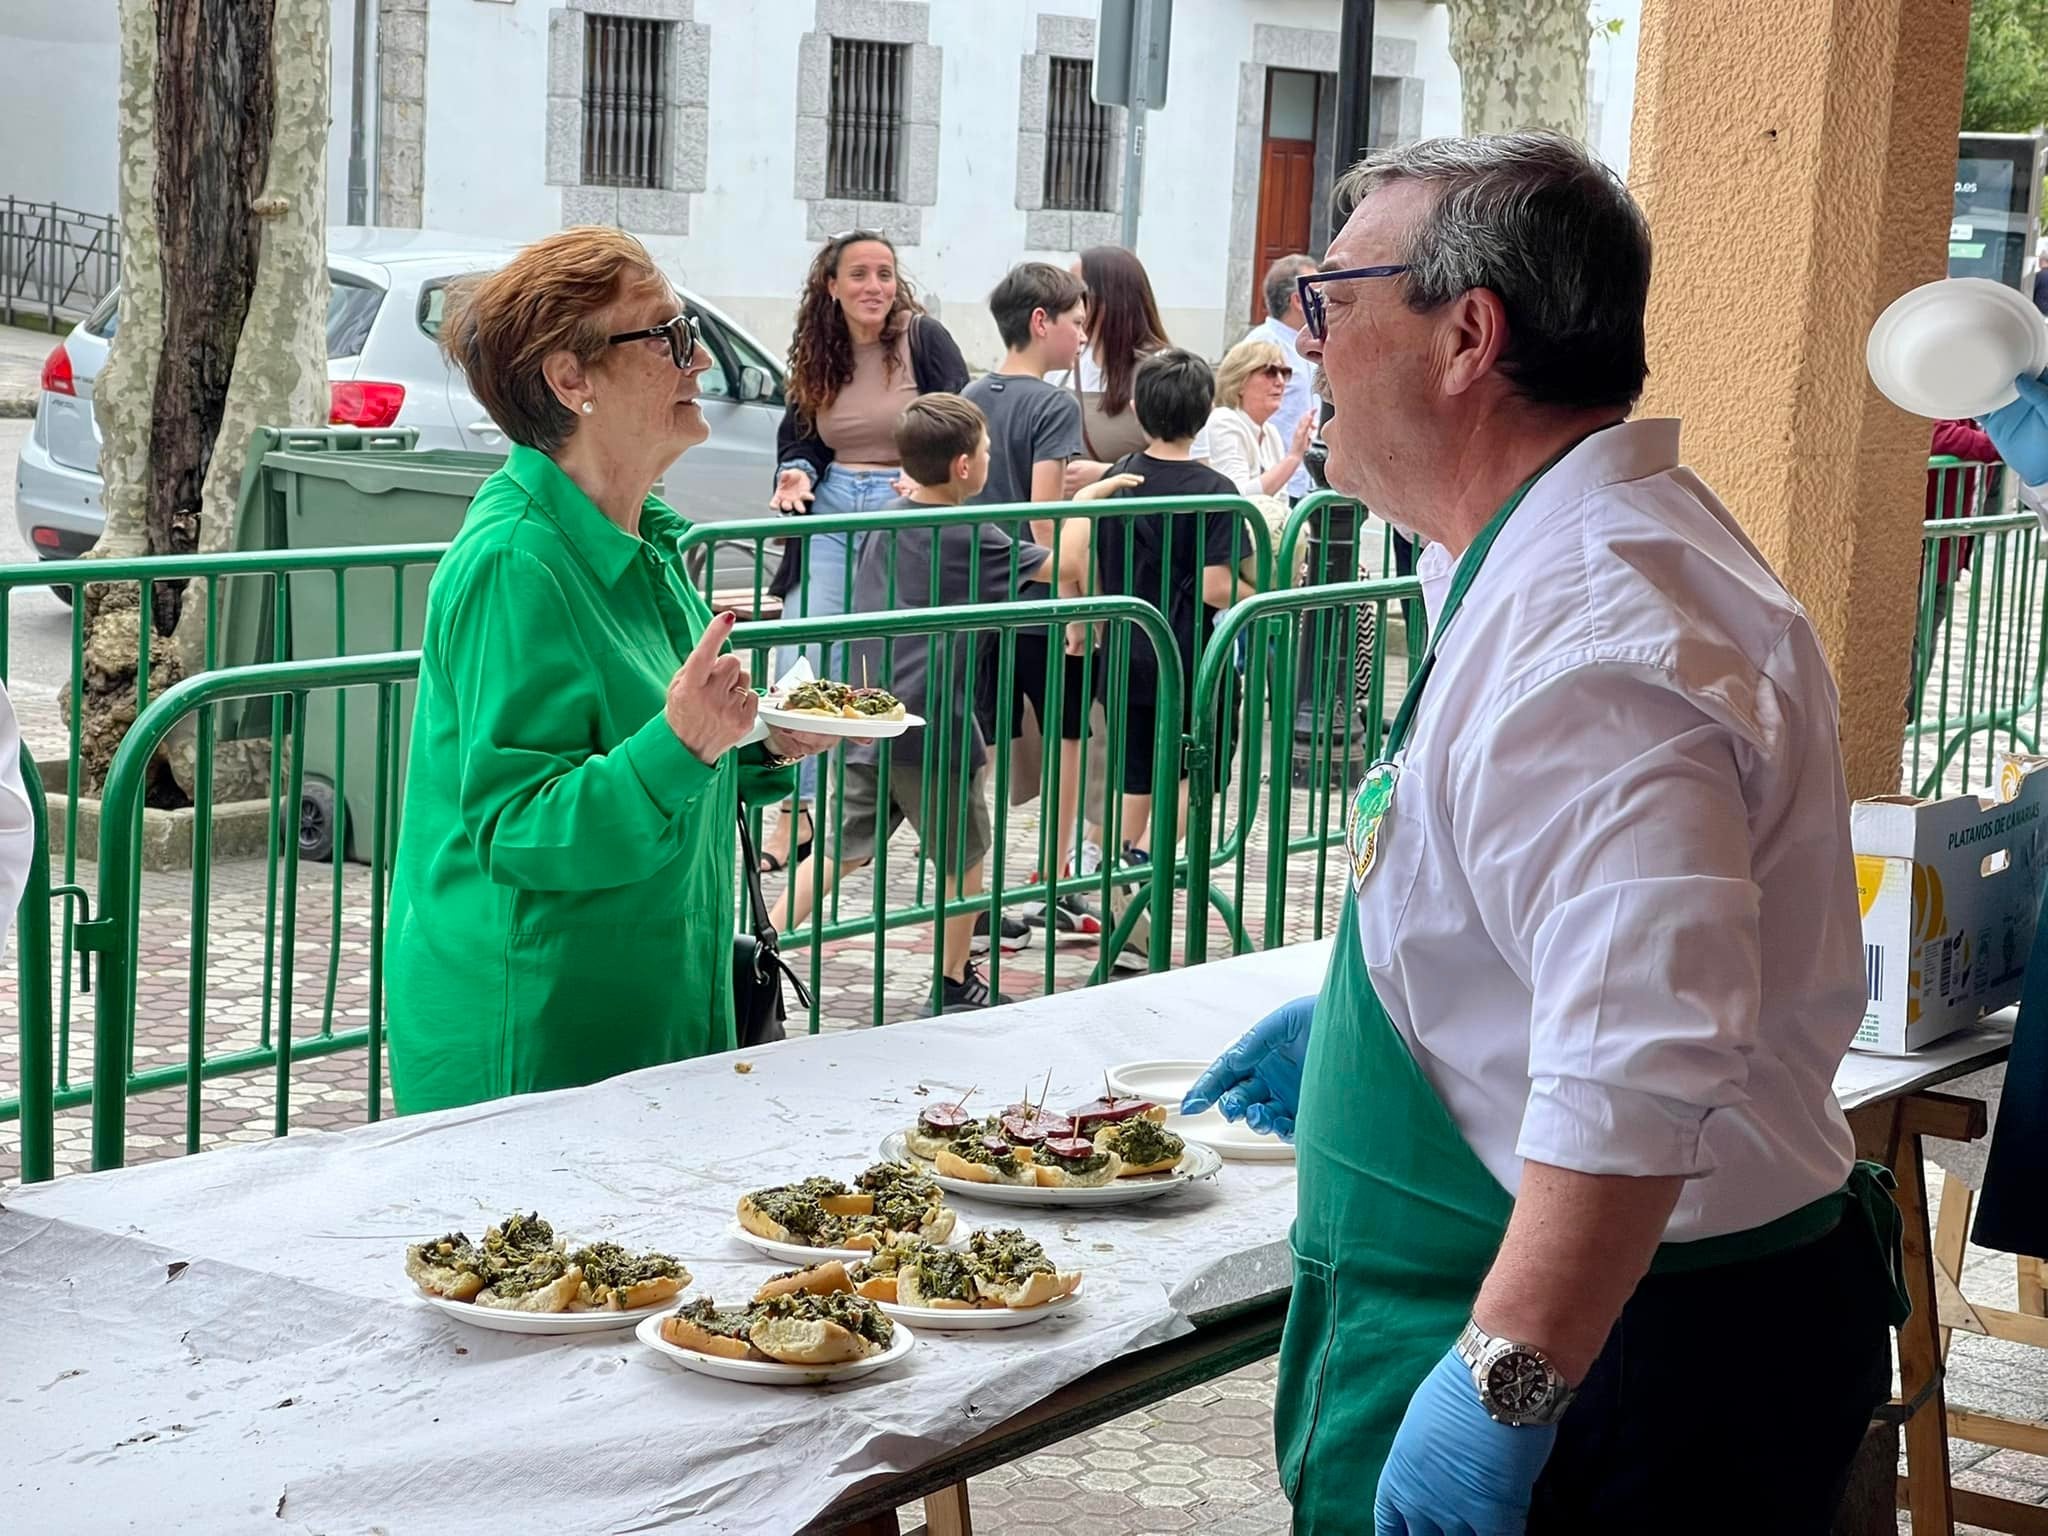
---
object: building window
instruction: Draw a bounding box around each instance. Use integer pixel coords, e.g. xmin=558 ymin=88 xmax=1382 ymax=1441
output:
xmin=827 ymin=38 xmax=908 ymax=202
xmin=1043 ymin=58 xmax=1113 ymax=213
xmin=581 ymin=15 xmax=672 ymax=189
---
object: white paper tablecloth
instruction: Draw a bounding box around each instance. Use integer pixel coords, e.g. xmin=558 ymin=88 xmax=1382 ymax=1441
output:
xmin=5 ymin=935 xmax=2017 ymax=1534
xmin=2 ymin=945 xmax=1320 ymax=1535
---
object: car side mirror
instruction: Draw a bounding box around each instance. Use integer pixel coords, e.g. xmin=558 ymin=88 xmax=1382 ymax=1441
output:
xmin=739 ymin=365 xmax=770 ymax=403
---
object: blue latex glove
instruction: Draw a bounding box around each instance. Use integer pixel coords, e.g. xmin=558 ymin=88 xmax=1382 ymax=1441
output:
xmin=1981 ymin=372 xmax=2048 ymax=485
xmin=1374 ymin=1348 xmax=1558 ymax=1536
xmin=1179 ymin=995 xmax=1314 ymax=1141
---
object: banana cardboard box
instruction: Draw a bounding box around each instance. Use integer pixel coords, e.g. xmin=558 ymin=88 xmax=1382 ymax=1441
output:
xmin=1851 ymin=758 xmax=2048 ymax=1053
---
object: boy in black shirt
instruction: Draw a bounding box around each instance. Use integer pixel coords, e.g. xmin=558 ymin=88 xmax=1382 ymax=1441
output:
xmin=1093 ymin=349 xmax=1259 ymax=858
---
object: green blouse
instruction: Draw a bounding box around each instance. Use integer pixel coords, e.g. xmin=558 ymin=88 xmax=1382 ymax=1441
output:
xmin=384 ymin=444 xmax=795 ymax=1114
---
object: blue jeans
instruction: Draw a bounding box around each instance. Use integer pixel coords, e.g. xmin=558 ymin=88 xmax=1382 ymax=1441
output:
xmin=778 ymin=464 xmax=900 ymax=803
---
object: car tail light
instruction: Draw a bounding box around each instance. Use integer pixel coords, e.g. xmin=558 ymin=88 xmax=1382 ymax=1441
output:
xmin=329 ymin=380 xmax=405 ymax=428
xmin=40 ymin=344 xmax=75 ymax=397
xmin=32 ymin=527 xmax=64 ymax=549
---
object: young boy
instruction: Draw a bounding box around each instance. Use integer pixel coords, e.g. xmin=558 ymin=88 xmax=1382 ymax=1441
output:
xmin=770 ymin=394 xmax=1109 ymax=1014
xmin=1094 ymin=349 xmax=1259 ymax=861
xmin=963 ymin=262 xmax=1105 ymax=938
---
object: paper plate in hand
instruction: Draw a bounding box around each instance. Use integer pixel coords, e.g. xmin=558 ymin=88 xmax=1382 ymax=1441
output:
xmin=1106 ymin=1059 xmax=1296 ymax=1164
xmin=1866 ymin=277 xmax=2048 ymax=419
xmin=635 ymin=1311 xmax=916 ymax=1385
xmin=878 ymin=1131 xmax=1222 ymax=1207
xmin=756 ymin=702 xmax=925 ymax=740
xmin=875 ymin=1286 xmax=1083 ymax=1331
xmin=416 ymin=1288 xmax=676 ymax=1335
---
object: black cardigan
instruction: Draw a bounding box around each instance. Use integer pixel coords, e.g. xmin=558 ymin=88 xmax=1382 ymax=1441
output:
xmin=768 ymin=314 xmax=969 ymax=598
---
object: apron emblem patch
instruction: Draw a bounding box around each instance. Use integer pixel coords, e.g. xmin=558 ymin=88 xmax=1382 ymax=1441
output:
xmin=1347 ymin=762 xmax=1399 ymax=886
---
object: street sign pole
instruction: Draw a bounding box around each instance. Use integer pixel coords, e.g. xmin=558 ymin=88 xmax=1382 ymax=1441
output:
xmin=1119 ymin=0 xmax=1153 ymax=251
xmin=1096 ymin=0 xmax=1171 ymax=250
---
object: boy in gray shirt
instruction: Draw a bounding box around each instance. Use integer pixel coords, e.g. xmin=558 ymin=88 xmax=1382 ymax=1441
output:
xmin=770 ymin=394 xmax=1111 ymax=1013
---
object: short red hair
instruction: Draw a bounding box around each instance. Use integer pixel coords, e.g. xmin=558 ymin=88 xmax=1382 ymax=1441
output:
xmin=439 ymin=226 xmax=666 ymax=452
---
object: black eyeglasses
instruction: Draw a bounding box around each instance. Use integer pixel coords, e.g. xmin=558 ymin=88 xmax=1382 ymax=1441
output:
xmin=1297 ymin=265 xmax=1412 ymax=342
xmin=607 ymin=311 xmax=703 ymax=369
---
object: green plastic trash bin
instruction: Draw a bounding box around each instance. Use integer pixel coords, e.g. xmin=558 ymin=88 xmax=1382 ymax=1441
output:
xmin=223 ymin=426 xmax=503 ymax=862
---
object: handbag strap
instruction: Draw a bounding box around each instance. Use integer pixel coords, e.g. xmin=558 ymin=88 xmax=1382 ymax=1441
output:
xmin=1069 ymin=362 xmax=1101 ymax=462
xmin=735 ymin=810 xmax=813 ymax=1008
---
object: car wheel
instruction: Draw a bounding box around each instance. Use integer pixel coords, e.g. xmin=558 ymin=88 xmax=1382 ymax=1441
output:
xmin=49 ymin=583 xmax=74 ymax=606
xmin=297 ymin=779 xmax=340 ymax=864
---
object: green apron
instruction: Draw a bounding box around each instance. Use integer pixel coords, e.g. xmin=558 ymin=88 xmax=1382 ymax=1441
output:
xmin=1278 ymin=462 xmax=1910 ymax=1530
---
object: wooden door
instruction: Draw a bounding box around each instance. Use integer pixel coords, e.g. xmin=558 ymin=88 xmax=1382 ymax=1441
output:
xmin=1254 ymin=70 xmax=1319 ymax=322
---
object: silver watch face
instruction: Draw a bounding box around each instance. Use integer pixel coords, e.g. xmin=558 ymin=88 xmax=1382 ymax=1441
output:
xmin=1482 ymin=1346 xmax=1561 ymax=1419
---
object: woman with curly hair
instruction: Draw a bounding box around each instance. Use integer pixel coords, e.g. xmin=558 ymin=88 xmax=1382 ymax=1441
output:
xmin=760 ymin=230 xmax=967 ymax=870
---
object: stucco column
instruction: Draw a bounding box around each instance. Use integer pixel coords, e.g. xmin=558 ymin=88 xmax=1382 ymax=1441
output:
xmin=1628 ymin=0 xmax=1972 ymax=798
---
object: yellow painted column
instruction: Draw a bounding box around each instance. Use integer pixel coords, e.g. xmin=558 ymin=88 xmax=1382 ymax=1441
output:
xmin=1629 ymin=0 xmax=1972 ymax=797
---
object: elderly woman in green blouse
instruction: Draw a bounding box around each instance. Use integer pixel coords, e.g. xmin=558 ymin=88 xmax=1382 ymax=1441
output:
xmin=384 ymin=227 xmax=831 ymax=1115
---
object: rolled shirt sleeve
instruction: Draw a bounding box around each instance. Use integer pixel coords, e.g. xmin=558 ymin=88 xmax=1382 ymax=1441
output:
xmin=1452 ymin=664 xmax=1765 ymax=1179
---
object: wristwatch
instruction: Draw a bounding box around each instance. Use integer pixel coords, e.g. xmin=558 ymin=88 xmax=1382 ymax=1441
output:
xmin=1454 ymin=1319 xmax=1577 ymax=1427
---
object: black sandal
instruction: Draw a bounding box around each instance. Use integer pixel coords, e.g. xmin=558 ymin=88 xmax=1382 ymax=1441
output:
xmin=758 ymin=810 xmax=813 ymax=875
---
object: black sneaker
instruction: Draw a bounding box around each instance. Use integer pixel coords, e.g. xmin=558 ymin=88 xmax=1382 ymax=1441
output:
xmin=971 ymin=911 xmax=1033 ymax=956
xmin=936 ymin=963 xmax=1013 ymax=1014
xmin=1024 ymin=891 xmax=1106 ymax=936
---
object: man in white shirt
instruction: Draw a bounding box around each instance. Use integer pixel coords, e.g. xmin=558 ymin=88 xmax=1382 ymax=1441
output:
xmin=1185 ymin=134 xmax=1904 ymax=1535
xmin=1248 ymin=254 xmax=1316 ymax=501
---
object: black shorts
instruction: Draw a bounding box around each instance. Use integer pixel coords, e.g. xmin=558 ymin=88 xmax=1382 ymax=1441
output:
xmin=976 ymin=628 xmax=1091 ymax=744
xmin=1109 ymin=672 xmax=1236 ymax=796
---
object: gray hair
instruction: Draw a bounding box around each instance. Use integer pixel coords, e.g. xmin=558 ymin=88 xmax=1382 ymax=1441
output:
xmin=1262 ymin=253 xmax=1315 ymax=320
xmin=1331 ymin=132 xmax=1651 ymax=411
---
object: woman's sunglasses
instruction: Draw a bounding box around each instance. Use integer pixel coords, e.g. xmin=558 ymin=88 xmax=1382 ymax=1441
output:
xmin=607 ymin=311 xmax=704 ymax=370
xmin=1258 ymin=364 xmax=1294 ymax=381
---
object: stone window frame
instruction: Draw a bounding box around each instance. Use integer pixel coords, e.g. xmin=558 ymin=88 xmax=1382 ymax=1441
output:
xmin=794 ymin=0 xmax=941 ymax=247
xmin=1015 ymin=13 xmax=1127 ymax=254
xmin=1226 ymin=25 xmax=1425 ymax=330
xmin=546 ymin=0 xmax=709 ymax=234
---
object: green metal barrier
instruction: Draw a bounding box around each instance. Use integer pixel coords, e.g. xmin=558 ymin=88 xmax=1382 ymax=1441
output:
xmin=686 ymin=496 xmax=1272 ymax=987
xmin=73 ymin=652 xmax=413 ymax=1173
xmin=1906 ymin=460 xmax=2043 ymax=797
xmin=1181 ymin=575 xmax=1422 ymax=968
xmin=10 ymin=743 xmax=91 ymax=1184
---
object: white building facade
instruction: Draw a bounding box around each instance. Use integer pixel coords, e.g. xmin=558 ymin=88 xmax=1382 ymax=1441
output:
xmin=1 ymin=0 xmax=1640 ymax=368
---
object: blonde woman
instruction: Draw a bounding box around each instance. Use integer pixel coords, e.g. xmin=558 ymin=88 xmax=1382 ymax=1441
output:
xmin=1198 ymin=337 xmax=1314 ymax=500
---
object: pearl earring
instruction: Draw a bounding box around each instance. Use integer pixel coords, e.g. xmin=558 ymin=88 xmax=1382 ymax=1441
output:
xmin=580 ymin=400 xmax=595 ymax=415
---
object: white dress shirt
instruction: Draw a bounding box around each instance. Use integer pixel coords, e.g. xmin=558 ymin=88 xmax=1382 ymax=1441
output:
xmin=0 ymin=684 xmax=34 ymax=955
xmin=1193 ymin=406 xmax=1286 ymax=499
xmin=1250 ymin=316 xmax=1313 ymax=499
xmin=1355 ymin=419 xmax=1862 ymax=1241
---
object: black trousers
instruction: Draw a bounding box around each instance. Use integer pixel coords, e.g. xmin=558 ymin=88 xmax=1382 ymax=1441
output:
xmin=1526 ymin=1213 xmax=1892 ymax=1536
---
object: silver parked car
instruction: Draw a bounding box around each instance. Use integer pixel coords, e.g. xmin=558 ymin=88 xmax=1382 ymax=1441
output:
xmin=15 ymin=227 xmax=789 ymax=578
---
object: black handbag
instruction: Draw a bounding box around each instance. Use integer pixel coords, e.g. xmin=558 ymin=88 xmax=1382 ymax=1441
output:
xmin=733 ymin=812 xmax=811 ymax=1048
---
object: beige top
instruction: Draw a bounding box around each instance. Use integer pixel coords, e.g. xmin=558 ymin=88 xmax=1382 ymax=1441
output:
xmin=814 ymin=332 xmax=918 ymax=466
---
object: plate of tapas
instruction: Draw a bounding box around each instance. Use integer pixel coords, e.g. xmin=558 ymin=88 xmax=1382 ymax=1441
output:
xmin=406 ymin=1212 xmax=689 ymax=1334
xmin=883 ymin=1085 xmax=1222 ymax=1208
xmin=1106 ymin=1059 xmax=1296 ymax=1163
xmin=756 ymin=1228 xmax=1084 ymax=1331
xmin=638 ymin=1290 xmax=915 ymax=1384
xmin=730 ymin=1162 xmax=960 ymax=1264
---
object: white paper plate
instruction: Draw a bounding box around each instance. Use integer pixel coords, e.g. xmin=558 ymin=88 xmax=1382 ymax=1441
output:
xmin=1106 ymin=1059 xmax=1297 ymax=1164
xmin=878 ymin=1131 xmax=1223 ymax=1207
xmin=415 ymin=1288 xmax=678 ymax=1335
xmin=725 ymin=1219 xmax=962 ymax=1266
xmin=875 ymin=1287 xmax=1082 ymax=1330
xmin=757 ymin=702 xmax=926 ymax=740
xmin=1867 ymin=277 xmax=2048 ymax=419
xmin=635 ymin=1310 xmax=916 ymax=1385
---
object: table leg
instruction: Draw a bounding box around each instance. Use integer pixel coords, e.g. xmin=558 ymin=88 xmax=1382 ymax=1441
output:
xmin=2019 ymin=1256 xmax=2048 ymax=1320
xmin=1895 ymin=1114 xmax=1957 ymax=1536
xmin=923 ymin=1484 xmax=972 ymax=1536
xmin=1934 ymin=1171 xmax=1974 ymax=1362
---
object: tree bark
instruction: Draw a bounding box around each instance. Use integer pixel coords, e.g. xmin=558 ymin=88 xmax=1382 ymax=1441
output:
xmin=1443 ymin=0 xmax=1591 ymax=139
xmin=82 ymin=0 xmax=330 ymax=801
